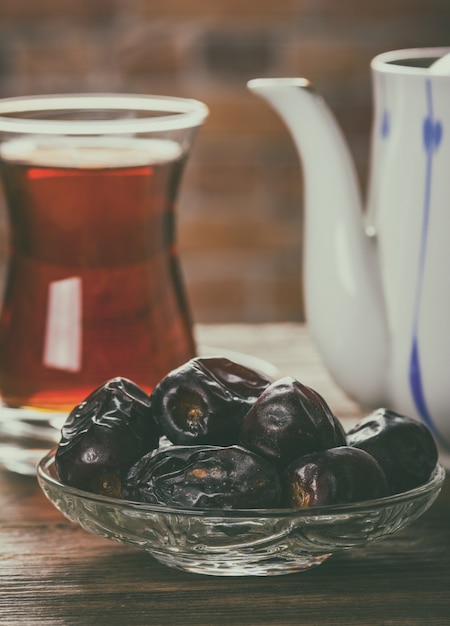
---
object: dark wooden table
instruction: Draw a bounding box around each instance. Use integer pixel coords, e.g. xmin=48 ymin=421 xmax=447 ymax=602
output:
xmin=1 ymin=324 xmax=449 ymax=625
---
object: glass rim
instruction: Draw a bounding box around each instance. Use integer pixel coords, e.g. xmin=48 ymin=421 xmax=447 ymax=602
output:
xmin=0 ymin=93 xmax=209 ymax=135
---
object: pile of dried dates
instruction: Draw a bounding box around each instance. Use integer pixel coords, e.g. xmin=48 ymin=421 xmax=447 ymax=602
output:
xmin=55 ymin=356 xmax=439 ymax=510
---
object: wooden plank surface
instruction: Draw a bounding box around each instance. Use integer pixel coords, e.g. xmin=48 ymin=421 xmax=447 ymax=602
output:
xmin=0 ymin=324 xmax=448 ymax=626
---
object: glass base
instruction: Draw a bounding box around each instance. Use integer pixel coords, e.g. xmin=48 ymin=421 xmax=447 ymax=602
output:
xmin=0 ymin=346 xmax=282 ymax=476
xmin=0 ymin=404 xmax=66 ymax=475
xmin=150 ymin=551 xmax=331 ymax=577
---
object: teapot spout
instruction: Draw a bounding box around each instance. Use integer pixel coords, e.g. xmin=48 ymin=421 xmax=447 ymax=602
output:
xmin=248 ymin=78 xmax=389 ymax=407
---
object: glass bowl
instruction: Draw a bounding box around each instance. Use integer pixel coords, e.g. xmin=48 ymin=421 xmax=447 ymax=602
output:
xmin=37 ymin=450 xmax=445 ymax=577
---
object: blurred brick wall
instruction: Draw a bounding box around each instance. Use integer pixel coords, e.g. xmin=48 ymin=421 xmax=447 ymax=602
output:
xmin=0 ymin=0 xmax=449 ymax=322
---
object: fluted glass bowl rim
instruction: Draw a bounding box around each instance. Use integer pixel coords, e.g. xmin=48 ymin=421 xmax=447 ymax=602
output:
xmin=37 ymin=449 xmax=446 ymax=520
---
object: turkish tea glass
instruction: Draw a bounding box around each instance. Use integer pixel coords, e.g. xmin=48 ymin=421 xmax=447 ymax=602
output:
xmin=0 ymin=93 xmax=208 ymax=474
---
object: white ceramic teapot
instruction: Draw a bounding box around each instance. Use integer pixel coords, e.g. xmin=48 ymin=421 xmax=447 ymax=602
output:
xmin=248 ymin=48 xmax=450 ymax=460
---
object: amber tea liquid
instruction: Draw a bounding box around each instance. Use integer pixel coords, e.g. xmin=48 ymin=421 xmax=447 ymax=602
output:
xmin=0 ymin=137 xmax=196 ymax=410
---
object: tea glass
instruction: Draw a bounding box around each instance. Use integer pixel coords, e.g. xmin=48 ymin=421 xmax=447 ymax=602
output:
xmin=0 ymin=93 xmax=208 ymax=474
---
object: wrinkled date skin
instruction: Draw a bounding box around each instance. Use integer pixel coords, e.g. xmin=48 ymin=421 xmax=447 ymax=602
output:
xmin=346 ymin=408 xmax=438 ymax=494
xmin=283 ymin=446 xmax=389 ymax=508
xmin=239 ymin=376 xmax=347 ymax=469
xmin=150 ymin=357 xmax=272 ymax=446
xmin=122 ymin=445 xmax=282 ymax=509
xmin=55 ymin=377 xmax=160 ymax=495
